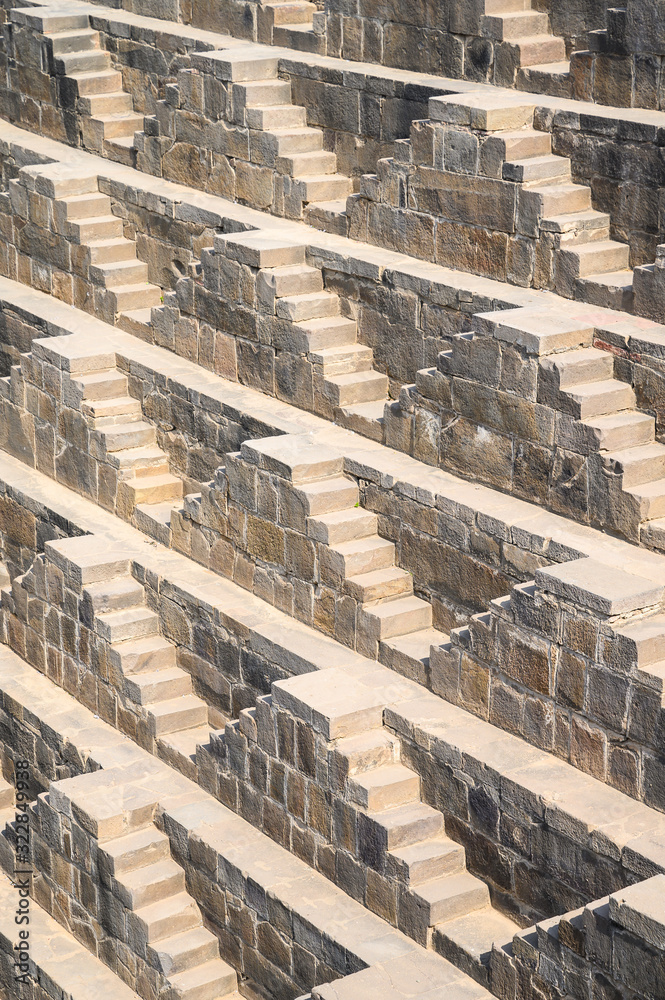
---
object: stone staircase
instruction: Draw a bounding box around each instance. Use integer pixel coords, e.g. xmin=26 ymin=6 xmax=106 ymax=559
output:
xmin=38 ymin=10 xmax=145 ymax=165
xmin=482 ymin=0 xmax=572 ymax=95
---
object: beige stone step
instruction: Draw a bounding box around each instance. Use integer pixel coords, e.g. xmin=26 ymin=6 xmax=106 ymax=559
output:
xmin=516 ymin=33 xmax=566 ymax=66
xmin=109 ymin=634 xmax=177 ymax=674
xmin=169 ymin=958 xmax=238 ymax=1000
xmin=275 ymin=290 xmax=339 ymax=322
xmin=245 ymin=103 xmax=306 ymax=130
xmin=297 ymin=476 xmax=359 ymax=515
xmin=324 ymin=369 xmax=388 ymax=407
xmin=101 ymin=825 xmax=170 ymax=876
xmin=603 ymin=442 xmax=665 ymax=488
xmin=240 ymin=79 xmax=292 ymax=108
xmin=578 ymin=269 xmax=634 ymax=312
xmin=109 ymin=282 xmax=162 ymax=312
xmin=260 ymin=263 xmax=323 ymax=298
xmin=117 ymin=857 xmax=185 ymax=909
xmin=77 ymin=368 xmax=129 ymax=399
xmin=483 ymin=9 xmax=549 ymax=40
xmin=345 ymin=565 xmax=413 ymax=603
xmin=83 ymin=395 xmax=142 ymax=423
xmin=311 ymin=343 xmax=374 ymax=376
xmin=86 ymin=236 xmax=137 ymax=265
xmin=364 ymin=800 xmax=444 ymax=851
xmin=521 ymin=182 xmax=591 ymax=218
xmin=111 ymin=445 xmax=170 ymax=477
xmin=361 ymin=595 xmax=433 ymax=641
xmin=559 ymin=239 xmax=631 ymax=278
xmin=100 ymin=420 xmax=157 ymax=452
xmin=0 ymin=781 xmax=14 ymax=810
xmin=387 ymin=838 xmax=466 ymax=887
xmin=407 ymin=872 xmax=490 ymax=927
xmin=70 ymin=68 xmax=124 ymax=95
xmin=90 ymin=259 xmax=150 ymax=287
xmin=119 ymin=473 xmax=184 ymax=507
xmin=541 ymin=208 xmax=610 ymax=239
xmin=337 ymin=399 xmax=386 ymax=441
xmin=157 ymin=724 xmax=213 ymax=778
xmin=96 ymin=111 xmax=144 ymax=139
xmin=614 ymin=613 xmax=665 ymax=667
xmin=291 ymin=315 xmax=357 ymax=351
xmin=273 ymin=126 xmax=323 ymax=155
xmin=562 ymin=378 xmax=635 ymax=419
xmin=149 ymin=924 xmax=219 ymax=976
xmin=433 ymin=906 xmax=519 ymax=984
xmin=83 ymin=576 xmax=144 ymax=614
xmin=125 ymin=666 xmax=193 ymax=705
xmin=278 ymin=150 xmax=337 ymax=177
xmin=104 ymin=135 xmax=137 ymax=166
xmin=581 ymin=410 xmax=655 ymax=452
xmin=96 ymin=606 xmax=160 ymax=643
xmin=296 ymin=174 xmax=352 ymax=203
xmin=624 ymin=478 xmax=665 ymax=521
xmin=67 ymin=214 xmax=124 ymax=242
xmin=50 ymin=27 xmax=100 ymax=54
xmin=131 ymin=891 xmax=201 ymax=944
xmin=503 ymin=154 xmax=571 ymax=184
xmin=380 ymin=628 xmax=449 ymax=682
xmin=134 ymin=500 xmax=181 ymax=545
xmin=62 ymin=191 xmax=111 ymax=219
xmin=149 ymin=695 xmax=209 ymax=737
xmin=307 ymin=506 xmax=378 ymax=544
xmin=305 ymin=198 xmax=350 ymax=236
xmin=488 ymin=127 xmax=551 ymax=162
xmin=540 ymin=347 xmax=613 ymax=389
xmin=80 ymin=91 xmax=134 ymax=116
xmin=348 ymin=763 xmax=420 ymax=811
xmin=324 ymin=536 xmax=395 ymax=579
xmin=55 ymin=48 xmax=110 ymax=73
xmin=335 ymin=729 xmax=400 ymax=777
xmin=269 ymin=0 xmax=315 ymax=25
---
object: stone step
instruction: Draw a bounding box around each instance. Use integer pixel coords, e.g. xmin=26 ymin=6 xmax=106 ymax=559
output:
xmin=245 ymin=104 xmax=306 ymax=130
xmin=614 ymin=614 xmax=665 ymax=667
xmin=90 ymin=259 xmax=149 ymax=287
xmin=361 ymin=595 xmax=433 ymax=641
xmin=101 ymin=421 xmax=157 ymax=452
xmin=541 ymin=209 xmax=611 ymax=239
xmin=516 ymin=33 xmax=567 ymax=66
xmin=169 ymin=958 xmax=238 ymax=1000
xmin=157 ymin=724 xmax=214 ymax=780
xmin=62 ymin=191 xmax=111 ymax=219
xmin=118 ymin=307 xmax=154 ymax=337
xmin=70 ymin=68 xmax=124 ymax=95
xmin=39 ymin=11 xmax=90 ymax=31
xmin=96 ymin=606 xmax=160 ymax=643
xmin=273 ymin=126 xmax=323 ymax=155
xmin=278 ymin=150 xmax=337 ymax=177
xmin=118 ymin=857 xmax=186 ymax=909
xmin=485 ymin=0 xmax=531 ymax=12
xmin=336 ymin=399 xmax=386 ymax=441
xmin=55 ymin=48 xmax=110 ymax=74
xmin=297 ymin=476 xmax=359 ymax=515
xmin=119 ymin=473 xmax=184 ymax=507
xmin=603 ymin=442 xmax=665 ymax=488
xmin=77 ymin=368 xmax=129 ymax=399
xmin=387 ymin=838 xmax=466 ymax=887
xmin=380 ymin=628 xmax=450 ymax=682
xmin=0 ymin=781 xmax=14 ymax=810
xmin=335 ymin=729 xmax=400 ymax=777
xmin=325 ymin=536 xmax=396 ymax=579
xmin=79 ymin=91 xmax=134 ymax=116
xmin=307 ymin=506 xmax=378 ymax=544
xmin=578 ymin=269 xmax=635 ymax=312
xmin=50 ymin=27 xmax=100 ymax=54
xmin=240 ymin=79 xmax=293 ymax=108
xmin=345 ymin=565 xmax=414 ymax=603
xmin=261 ymin=263 xmax=323 ymax=298
xmin=275 ymin=290 xmax=339 ymax=322
xmin=624 ymin=478 xmax=665 ymax=521
xmin=149 ymin=695 xmax=209 ymax=737
xmin=540 ymin=347 xmax=614 ymax=390
xmin=83 ymin=395 xmax=142 ymax=423
xmin=559 ymin=239 xmax=631 ymax=278
xmin=134 ymin=500 xmax=181 ymax=545
xmin=433 ymin=906 xmax=519 ymax=985
xmin=83 ymin=576 xmax=144 ymax=614
xmin=131 ymin=891 xmax=201 ymax=944
xmin=86 ymin=237 xmax=137 ymax=265
xmin=523 ymin=182 xmax=591 ymax=217
xmin=67 ymin=214 xmax=124 ymax=242
xmin=296 ymin=174 xmax=353 ymax=203
xmin=348 ymin=763 xmax=420 ymax=811
xmin=110 ymin=282 xmax=163 ymax=312
xmin=562 ymin=378 xmax=635 ymax=419
xmin=489 ymin=127 xmax=551 ymax=162
xmin=291 ymin=315 xmax=357 ymax=351
xmin=363 ymin=800 xmax=444 ymax=851
xmin=111 ymin=445 xmax=171 ymax=478
xmin=305 ymin=198 xmax=350 ymax=236
xmin=310 ymin=343 xmax=374 ymax=376
xmin=95 ymin=111 xmax=145 ymax=139
xmin=581 ymin=410 xmax=655 ymax=452
xmin=150 ymin=923 xmax=221 ymax=977
xmin=407 ymin=871 xmax=490 ymax=927
xmin=109 ymin=634 xmax=177 ymax=674
xmin=125 ymin=666 xmax=193 ymax=706
xmin=270 ymin=1 xmax=315 ymax=25
xmin=104 ymin=135 xmax=137 ymax=166
xmin=101 ymin=825 xmax=170 ymax=876
xmin=483 ymin=9 xmax=549 ymax=40
xmin=324 ymin=370 xmax=388 ymax=407
xmin=503 ymin=154 xmax=571 ymax=184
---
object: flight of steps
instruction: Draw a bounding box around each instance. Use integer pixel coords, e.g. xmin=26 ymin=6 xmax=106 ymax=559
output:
xmin=39 ymin=11 xmax=145 ymax=165
xmin=53 ymin=177 xmax=162 ymax=325
xmin=229 ymin=55 xmax=352 ymax=232
xmin=260 ymin=256 xmax=388 ymax=431
xmin=88 ymin=569 xmax=216 ymax=777
xmin=73 ymin=362 xmax=184 ymax=538
xmin=95 ymin=816 xmax=239 ymax=999
xmin=266 ymin=0 xmax=324 ymax=53
xmin=482 ymin=0 xmax=572 ymax=95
